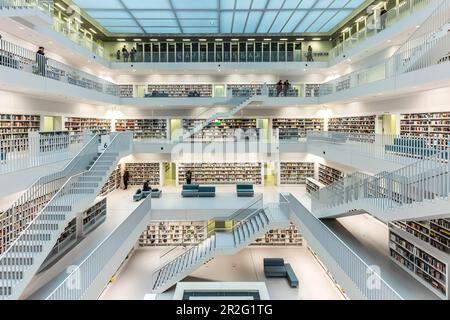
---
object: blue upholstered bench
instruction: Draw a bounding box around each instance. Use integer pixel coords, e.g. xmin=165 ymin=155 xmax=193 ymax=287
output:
xmin=198 ymin=186 xmax=216 ymax=197
xmin=237 ymin=183 xmax=254 ymax=197
xmin=284 ymin=263 xmax=299 ymax=288
xmin=263 ymin=258 xmax=299 ymax=288
xmin=181 ymin=184 xmax=199 ymax=197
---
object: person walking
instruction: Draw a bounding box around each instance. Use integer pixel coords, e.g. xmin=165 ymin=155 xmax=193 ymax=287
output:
xmin=116 ymin=49 xmax=121 ymax=62
xmin=307 ymin=45 xmax=313 ymax=62
xmin=122 ymin=45 xmax=129 ymax=62
xmin=276 ymin=80 xmax=283 ymax=97
xmin=185 ymin=170 xmax=192 ymax=185
xmin=380 ymin=7 xmax=388 ymax=30
xmin=283 ymin=80 xmax=290 ymax=97
xmin=123 ymin=170 xmax=130 ymax=190
xmin=130 ymin=47 xmax=137 ymax=63
xmin=36 ymin=46 xmax=46 ymax=76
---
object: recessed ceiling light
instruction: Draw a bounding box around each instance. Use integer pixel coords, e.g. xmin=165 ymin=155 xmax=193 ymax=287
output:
xmin=166 ymin=39 xmax=174 ymax=41
xmin=263 ymin=38 xmax=272 ymax=41
xmin=247 ymin=38 xmax=255 ymax=41
xmin=296 ymin=38 xmax=304 ymax=41
xmin=387 ymin=39 xmax=392 ymax=43
xmin=199 ymin=39 xmax=207 ymax=42
xmin=215 ymin=38 xmax=223 ymax=41
xmin=89 ymin=28 xmax=97 ymax=34
xmin=182 ymin=39 xmax=191 ymax=42
xmin=117 ymin=38 xmax=126 ymax=41
xmin=231 ymin=38 xmax=239 ymax=41
xmin=133 ymin=38 xmax=142 ymax=41
xmin=280 ymin=38 xmax=288 ymax=41
xmin=150 ymin=39 xmax=158 ymax=42
xmin=312 ymin=38 xmax=321 ymax=41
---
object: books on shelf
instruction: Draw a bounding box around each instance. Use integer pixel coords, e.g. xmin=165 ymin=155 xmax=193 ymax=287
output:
xmin=279 ymin=162 xmax=314 ymax=184
xmin=100 ymin=165 xmax=121 ymax=196
xmin=119 ymin=85 xmax=133 ymax=98
xmin=318 ymin=164 xmax=345 ymax=186
xmin=178 ymin=163 xmax=262 ymax=185
xmin=147 ymin=84 xmax=212 ymax=97
xmin=389 ymin=227 xmax=448 ymax=298
xmin=401 ymin=112 xmax=450 ymax=149
xmin=64 ymin=117 xmax=111 ymax=136
xmin=328 ymin=115 xmax=376 ymax=135
xmin=253 ymin=222 xmax=302 ymax=246
xmin=115 ymin=119 xmax=167 ymax=140
xmin=82 ymin=198 xmax=107 ymax=236
xmin=182 ymin=118 xmax=258 ymax=141
xmin=0 ymin=113 xmax=41 ymax=151
xmin=125 ymin=163 xmax=161 ymax=186
xmin=140 ymin=221 xmax=207 ymax=246
xmin=272 ymin=118 xmax=324 ymax=140
xmin=304 ymin=84 xmax=320 ymax=97
xmin=306 ymin=177 xmax=326 ymax=194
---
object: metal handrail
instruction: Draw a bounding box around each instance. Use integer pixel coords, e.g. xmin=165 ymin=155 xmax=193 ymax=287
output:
xmin=159 ymin=193 xmax=263 ymax=260
xmin=153 ymin=196 xmax=265 ymax=279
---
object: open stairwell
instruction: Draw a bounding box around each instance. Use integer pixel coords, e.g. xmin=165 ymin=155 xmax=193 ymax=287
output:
xmin=151 ymin=202 xmax=289 ymax=293
xmin=181 ymin=95 xmax=258 ymax=141
xmin=310 ymin=150 xmax=450 ymax=222
xmin=0 ymin=132 xmax=132 ymax=300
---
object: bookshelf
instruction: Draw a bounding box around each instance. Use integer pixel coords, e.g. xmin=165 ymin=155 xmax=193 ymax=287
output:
xmin=125 ymin=163 xmax=161 ymax=186
xmin=304 ymin=84 xmax=320 ymax=97
xmin=0 ymin=113 xmax=41 ymax=151
xmin=400 ymin=112 xmax=450 ymax=149
xmin=272 ymin=118 xmax=324 ymax=140
xmin=392 ymin=220 xmax=450 ymax=253
xmin=318 ymin=164 xmax=345 ymax=186
xmin=306 ymin=177 xmax=326 ymax=194
xmin=140 ymin=221 xmax=207 ymax=246
xmin=119 ymin=85 xmax=134 ymax=98
xmin=147 ymin=84 xmax=212 ymax=97
xmin=64 ymin=117 xmax=111 ymax=135
xmin=227 ymin=84 xmax=262 ymax=96
xmin=82 ymin=198 xmax=107 ymax=236
xmin=0 ymin=189 xmax=56 ymax=254
xmin=253 ymin=222 xmax=302 ymax=246
xmin=115 ymin=119 xmax=168 ymax=140
xmin=389 ymin=226 xmax=448 ymax=299
xmin=328 ymin=115 xmax=376 ymax=134
xmin=100 ymin=165 xmax=121 ymax=196
xmin=178 ymin=163 xmax=263 ymax=185
xmin=279 ymin=162 xmax=315 ymax=185
xmin=182 ymin=118 xmax=258 ymax=141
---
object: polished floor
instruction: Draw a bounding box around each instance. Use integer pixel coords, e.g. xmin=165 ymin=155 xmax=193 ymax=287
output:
xmin=100 ymin=247 xmax=345 ymax=300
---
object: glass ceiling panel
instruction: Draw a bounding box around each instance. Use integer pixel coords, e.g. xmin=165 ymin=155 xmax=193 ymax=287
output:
xmin=72 ymin=0 xmax=366 ymax=34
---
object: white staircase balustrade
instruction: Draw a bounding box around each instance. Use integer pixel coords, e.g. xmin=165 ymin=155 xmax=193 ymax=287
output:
xmin=0 ymin=133 xmax=99 ymax=255
xmin=281 ymin=193 xmax=403 ymax=300
xmin=387 ymin=0 xmax=450 ymax=76
xmin=151 ymin=197 xmax=290 ymax=293
xmin=310 ymin=150 xmax=450 ymax=221
xmin=181 ymin=94 xmax=258 ymax=141
xmin=306 ymin=131 xmax=439 ymax=166
xmin=0 ymin=0 xmax=52 ymax=12
xmin=0 ymin=132 xmax=133 ymax=300
xmin=45 ymin=195 xmax=151 ymax=300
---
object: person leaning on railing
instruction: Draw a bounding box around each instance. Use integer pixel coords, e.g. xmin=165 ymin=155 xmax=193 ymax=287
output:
xmin=36 ymin=46 xmax=46 ymax=76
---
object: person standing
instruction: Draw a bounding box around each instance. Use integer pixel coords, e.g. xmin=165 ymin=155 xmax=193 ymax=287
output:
xmin=307 ymin=45 xmax=313 ymax=62
xmin=186 ymin=170 xmax=192 ymax=185
xmin=36 ymin=46 xmax=46 ymax=76
xmin=276 ymin=80 xmax=283 ymax=97
xmin=122 ymin=45 xmax=129 ymax=62
xmin=283 ymin=80 xmax=290 ymax=97
xmin=116 ymin=49 xmax=121 ymax=62
xmin=123 ymin=169 xmax=130 ymax=190
xmin=380 ymin=7 xmax=388 ymax=30
xmin=130 ymin=47 xmax=137 ymax=62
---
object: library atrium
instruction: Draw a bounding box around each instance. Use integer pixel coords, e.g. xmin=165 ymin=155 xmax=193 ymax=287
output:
xmin=0 ymin=0 xmax=449 ymax=302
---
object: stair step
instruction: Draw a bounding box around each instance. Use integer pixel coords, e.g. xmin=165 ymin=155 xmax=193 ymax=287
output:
xmin=242 ymin=222 xmax=251 ymax=239
xmin=72 ymin=182 xmax=99 ymax=188
xmin=39 ymin=213 xmax=66 ymax=221
xmin=66 ymin=188 xmax=95 ymax=195
xmin=250 ymin=217 xmax=259 ymax=232
xmin=0 ymin=271 xmax=24 ymax=280
xmin=45 ymin=205 xmax=71 ymax=212
xmin=237 ymin=227 xmax=245 ymax=243
xmin=78 ymin=177 xmax=103 ymax=182
xmin=260 ymin=210 xmax=270 ymax=225
xmin=255 ymin=214 xmax=264 ymax=228
xmin=247 ymin=218 xmax=256 ymax=234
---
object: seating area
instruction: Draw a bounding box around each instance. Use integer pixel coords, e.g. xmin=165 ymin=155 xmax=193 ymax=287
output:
xmin=181 ymin=184 xmax=216 ymax=197
xmin=236 ymin=183 xmax=254 ymax=197
xmin=133 ymin=188 xmax=162 ymax=201
xmin=263 ymin=258 xmax=299 ymax=288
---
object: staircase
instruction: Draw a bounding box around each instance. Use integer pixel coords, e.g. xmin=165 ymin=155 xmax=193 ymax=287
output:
xmin=151 ymin=201 xmax=289 ymax=293
xmin=388 ymin=0 xmax=450 ymax=76
xmin=181 ymin=95 xmax=256 ymax=141
xmin=0 ymin=132 xmax=132 ymax=300
xmin=310 ymin=150 xmax=450 ymax=222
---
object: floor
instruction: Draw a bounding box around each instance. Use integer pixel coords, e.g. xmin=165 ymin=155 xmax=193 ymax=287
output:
xmin=100 ymin=247 xmax=344 ymax=300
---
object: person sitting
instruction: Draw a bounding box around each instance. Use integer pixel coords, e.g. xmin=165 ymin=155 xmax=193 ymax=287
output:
xmin=143 ymin=180 xmax=151 ymax=192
